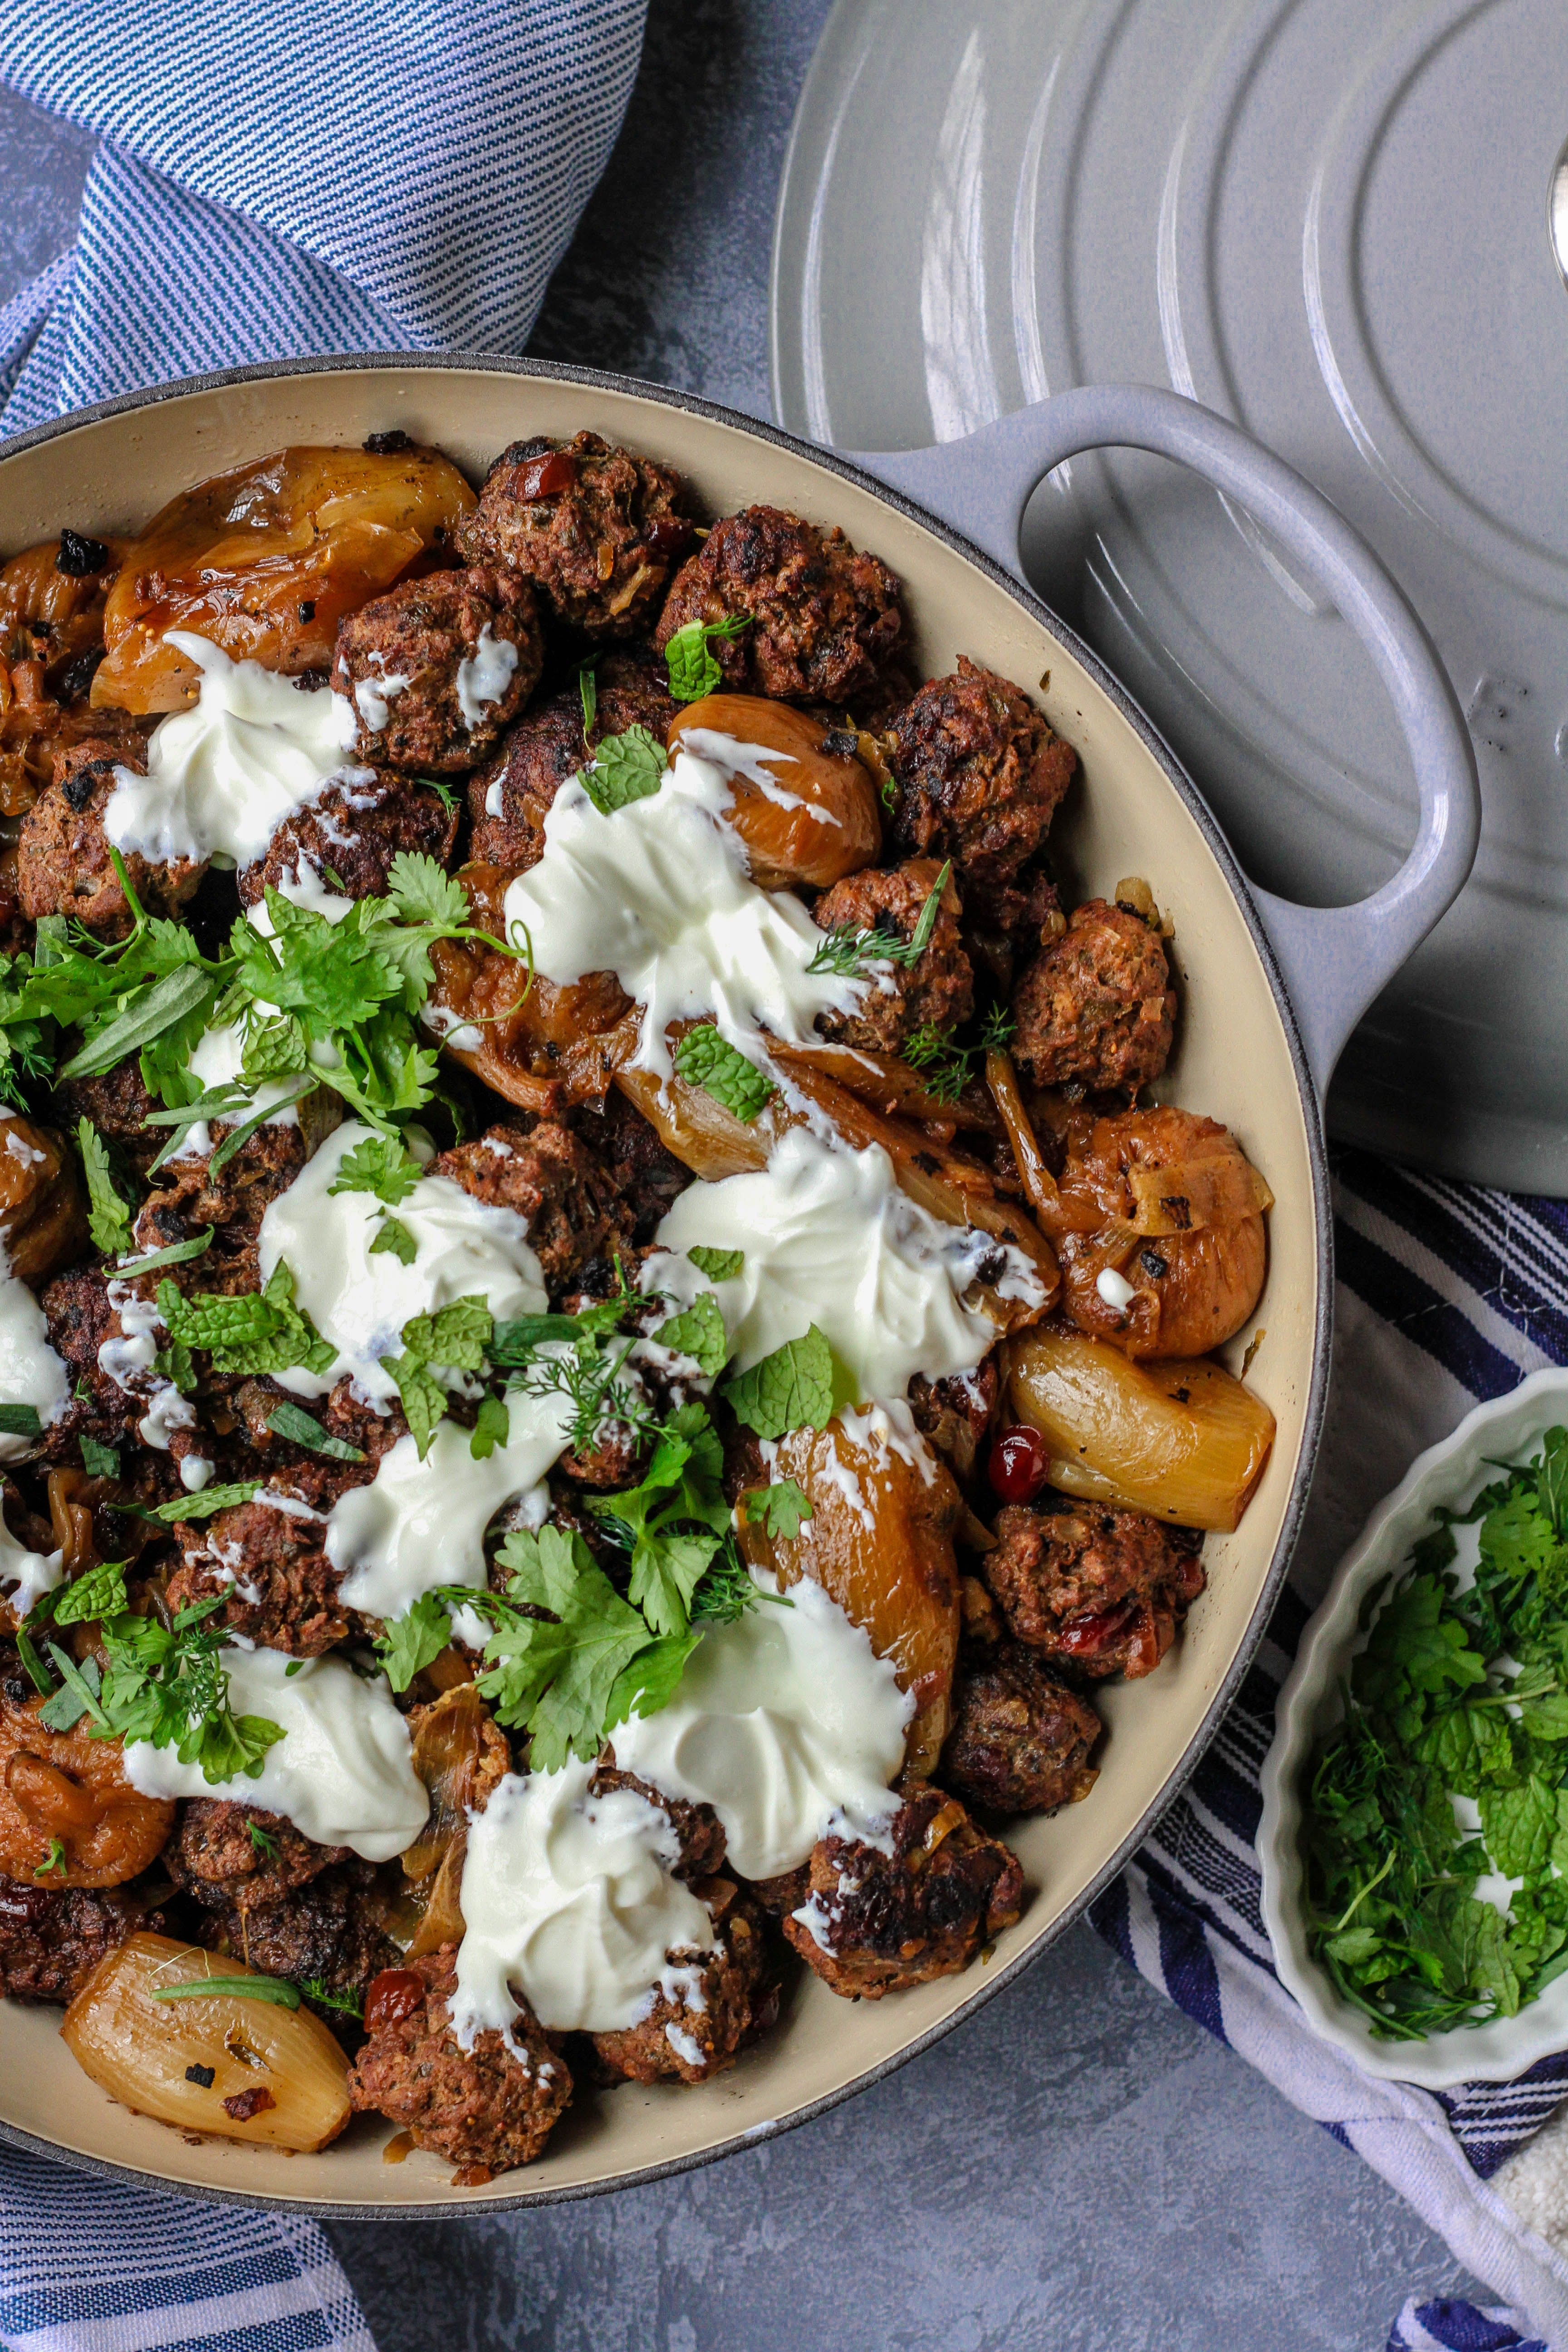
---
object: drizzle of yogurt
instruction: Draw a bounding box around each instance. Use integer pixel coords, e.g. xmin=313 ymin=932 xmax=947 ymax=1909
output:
xmin=0 ymin=1254 xmax=69 ymax=1463
xmin=455 ymin=625 xmax=519 ymax=729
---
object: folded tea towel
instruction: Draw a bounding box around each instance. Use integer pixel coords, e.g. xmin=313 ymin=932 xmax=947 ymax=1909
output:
xmin=0 ymin=0 xmax=649 ymax=436
xmin=1092 ymin=1151 xmax=1568 ymax=2347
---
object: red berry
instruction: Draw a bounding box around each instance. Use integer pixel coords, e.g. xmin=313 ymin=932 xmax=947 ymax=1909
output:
xmin=989 ymin=1424 xmax=1049 ymax=1504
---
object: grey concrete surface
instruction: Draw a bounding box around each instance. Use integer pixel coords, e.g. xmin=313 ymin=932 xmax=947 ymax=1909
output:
xmin=0 ymin=4 xmax=1492 ymax=2345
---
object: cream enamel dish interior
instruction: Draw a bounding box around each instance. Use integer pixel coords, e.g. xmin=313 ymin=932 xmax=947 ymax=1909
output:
xmin=0 ymin=360 xmax=1324 ymax=2212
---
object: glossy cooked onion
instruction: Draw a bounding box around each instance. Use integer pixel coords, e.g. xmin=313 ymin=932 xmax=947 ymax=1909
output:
xmin=401 ymin=1685 xmax=510 ymax=1960
xmin=1006 ymin=1326 xmax=1275 ymax=1531
xmin=735 ymin=1415 xmax=962 ymax=1777
xmin=667 ymin=693 xmax=881 ymax=886
xmin=0 ymin=1689 xmax=174 ymax=1887
xmin=93 ymin=443 xmax=477 ymax=714
xmin=0 ymin=1115 xmax=87 ymax=1285
xmin=62 ymin=1933 xmax=352 ymax=2150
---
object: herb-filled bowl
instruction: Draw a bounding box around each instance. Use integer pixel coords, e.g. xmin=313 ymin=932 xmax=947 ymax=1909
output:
xmin=1260 ymin=1368 xmax=1568 ymax=2089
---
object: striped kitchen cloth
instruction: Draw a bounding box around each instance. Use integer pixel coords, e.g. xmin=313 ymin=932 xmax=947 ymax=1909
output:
xmin=1092 ymin=1149 xmax=1568 ymax=2346
xmin=0 ymin=0 xmax=649 ymax=436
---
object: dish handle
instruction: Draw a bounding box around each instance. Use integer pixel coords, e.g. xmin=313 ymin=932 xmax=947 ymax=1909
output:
xmin=848 ymin=384 xmax=1480 ymax=1098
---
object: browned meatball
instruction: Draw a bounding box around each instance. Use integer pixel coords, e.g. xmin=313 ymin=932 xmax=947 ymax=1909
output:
xmin=131 ymin=1123 xmax=307 ymax=1298
xmin=0 ymin=1873 xmax=168 ymax=2003
xmin=654 ymin=506 xmax=904 ymax=709
xmin=37 ymin=1266 xmax=141 ymax=1457
xmin=1011 ymin=899 xmax=1175 ymax=1093
xmin=196 ymin=1862 xmax=401 ymax=2033
xmin=812 ymin=857 xmax=974 ymax=1054
xmin=429 ymin=1121 xmax=637 ymax=1299
xmin=942 ymin=1646 xmax=1101 ymax=1814
xmin=591 ymin=1761 xmax=726 ymax=1881
xmin=238 ymin=772 xmax=458 ymax=910
xmin=888 ymin=658 xmax=1076 ymax=899
xmin=229 ymin=1374 xmax=405 ymax=1474
xmin=907 ymin=1358 xmax=997 ymax=1480
xmin=458 ymin=431 xmax=695 ymax=638
xmin=166 ymin=1469 xmax=365 ymax=1654
xmin=54 ymin=1057 xmax=160 ymax=1169
xmin=348 ymin=1944 xmax=572 ymax=2173
xmin=166 ymin=1801 xmax=347 ymax=1914
xmin=468 ymin=646 xmax=676 ymax=871
xmin=592 ymin=1879 xmax=774 ymax=2086
xmin=331 ymin=568 xmax=544 ymax=774
xmin=983 ymin=1500 xmax=1206 ymax=1681
xmin=18 ymin=742 xmax=206 ymax=937
xmin=782 ymin=1786 xmax=1024 ymax=1998
xmin=569 ymin=1090 xmax=693 ymax=1249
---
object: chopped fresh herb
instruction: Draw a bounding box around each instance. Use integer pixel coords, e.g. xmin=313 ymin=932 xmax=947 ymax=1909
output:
xmin=124 ymin=1480 xmax=261 ymax=1526
xmin=589 ymin=1402 xmax=732 ymax=1636
xmin=328 ymin=1133 xmax=422 ymax=1205
xmin=1303 ymin=1425 xmax=1568 ymax=2038
xmin=152 ymin=1974 xmax=301 ymax=2009
xmin=671 ymin=1024 xmax=775 ymax=1123
xmin=375 ymin=1588 xmax=455 ymax=1692
xmin=663 ymin=613 xmax=750 ymax=703
xmin=0 ymin=1404 xmax=42 ymax=1440
xmin=652 ymin=1291 xmax=729 ymax=1378
xmin=156 ymin=1260 xmax=336 ymax=1381
xmin=400 ymin=1295 xmax=494 ymax=1372
xmin=470 ymin=1393 xmax=510 ymax=1460
xmin=421 ymin=777 xmax=457 ymax=819
xmin=248 ymin=1821 xmax=280 ymax=1859
xmin=265 ymin=1402 xmax=365 ymax=1463
xmin=369 ymin=1214 xmax=417 ymax=1264
xmin=381 ymin=1352 xmax=449 ymax=1461
xmin=301 ymin=1976 xmax=363 ymax=2020
xmin=33 ymin=1836 xmax=66 ymax=1880
xmin=79 ymin=1436 xmax=119 ymax=1480
xmin=577 ymin=659 xmax=598 ymax=745
xmin=575 ymin=724 xmax=668 ymax=816
xmin=720 ymin=1328 xmax=835 ymax=1441
xmin=52 ymin=1559 xmax=127 ymax=1625
xmin=742 ymin=1479 xmax=813 ymax=1540
xmin=116 ymin=1227 xmax=215 ymax=1278
xmin=477 ymin=1524 xmax=666 ymax=1770
xmin=687 ymin=1245 xmax=743 ymax=1282
xmin=77 ymin=1118 xmax=133 ymax=1254
xmin=979 ymin=1002 xmax=1015 ymax=1052
xmin=807 ymin=860 xmax=952 ymax=980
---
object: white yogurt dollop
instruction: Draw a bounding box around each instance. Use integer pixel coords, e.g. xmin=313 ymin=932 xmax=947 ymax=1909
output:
xmin=0 ymin=1264 xmax=69 ymax=1463
xmin=104 ymin=633 xmax=362 ymax=869
xmin=257 ymin=1120 xmax=547 ymax=1403
xmin=452 ymin=1760 xmax=713 ymax=2042
xmin=500 ymin=741 xmax=862 ymax=1079
xmin=645 ymin=1125 xmax=1039 ymax=1401
xmin=122 ymin=1647 xmax=426 ymax=1861
xmin=0 ymin=1492 xmax=61 ymax=1616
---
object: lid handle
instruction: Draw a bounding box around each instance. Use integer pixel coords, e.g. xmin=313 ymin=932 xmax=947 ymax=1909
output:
xmin=849 ymin=385 xmax=1480 ymax=1098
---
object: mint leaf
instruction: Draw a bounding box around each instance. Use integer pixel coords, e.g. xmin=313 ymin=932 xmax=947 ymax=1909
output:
xmin=470 ymin=1394 xmax=510 ymax=1460
xmin=369 ymin=1214 xmax=417 ymax=1264
xmin=130 ymin=1480 xmax=261 ymax=1526
xmin=1481 ymin=1776 xmax=1561 ymax=1882
xmin=328 ymin=1133 xmax=422 ymax=1205
xmin=400 ymin=1295 xmax=492 ymax=1372
xmin=672 ymin=1024 xmax=775 ymax=1122
xmin=52 ymin=1560 xmax=127 ymax=1625
xmin=0 ymin=1405 xmax=42 ymax=1440
xmin=79 ymin=1437 xmax=119 ymax=1480
xmin=381 ymin=1352 xmax=447 ymax=1460
xmin=687 ymin=1246 xmax=743 ymax=1282
xmin=720 ymin=1328 xmax=834 ymax=1441
xmin=576 ymin=725 xmax=668 ymax=816
xmin=77 ymin=1118 xmax=132 ymax=1255
xmin=655 ymin=1292 xmax=729 ymax=1378
xmin=742 ymin=1479 xmax=813 ymax=1540
xmin=663 ymin=614 xmax=750 ymax=703
xmin=156 ymin=1266 xmax=335 ymax=1381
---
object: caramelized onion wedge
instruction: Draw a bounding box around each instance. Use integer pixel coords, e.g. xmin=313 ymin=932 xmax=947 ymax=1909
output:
xmin=668 ymin=694 xmax=881 ymax=886
xmin=1007 ymin=1327 xmax=1275 ymax=1531
xmin=62 ymin=1934 xmax=351 ymax=2150
xmin=770 ymin=1039 xmax=1000 ymax=1133
xmin=0 ymin=1115 xmax=87 ymax=1286
xmin=1126 ymin=1152 xmax=1274 ymax=1237
xmin=735 ymin=1416 xmax=961 ymax=1777
xmin=984 ymin=1046 xmax=1061 ymax=1220
xmin=94 ymin=443 xmax=477 ymax=714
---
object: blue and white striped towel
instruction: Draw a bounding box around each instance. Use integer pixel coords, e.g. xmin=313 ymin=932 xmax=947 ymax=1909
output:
xmin=1093 ymin=1150 xmax=1568 ymax=2347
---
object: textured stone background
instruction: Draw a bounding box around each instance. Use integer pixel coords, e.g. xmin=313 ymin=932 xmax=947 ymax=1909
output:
xmin=0 ymin=2 xmax=1490 ymax=2343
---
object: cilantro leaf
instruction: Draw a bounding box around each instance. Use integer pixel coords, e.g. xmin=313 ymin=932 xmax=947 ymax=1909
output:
xmin=369 ymin=1215 xmax=417 ymax=1264
xmin=742 ymin=1479 xmax=813 ymax=1540
xmin=576 ymin=724 xmax=668 ymax=816
xmin=605 ymin=1631 xmax=701 ymax=1727
xmin=588 ymin=1403 xmax=730 ymax=1636
xmin=376 ymin=1590 xmax=456 ymax=1692
xmin=328 ymin=1133 xmax=422 ymax=1205
xmin=663 ymin=614 xmax=750 ymax=703
xmin=654 ymin=1292 xmax=729 ymax=1378
xmin=687 ymin=1245 xmax=743 ymax=1282
xmin=387 ymin=852 xmax=470 ymax=930
xmin=478 ymin=1525 xmax=654 ymax=1769
xmin=470 ymin=1394 xmax=510 ymax=1460
xmin=77 ymin=1118 xmax=133 ymax=1255
xmin=720 ymin=1328 xmax=835 ymax=1441
xmin=672 ymin=1024 xmax=775 ymax=1122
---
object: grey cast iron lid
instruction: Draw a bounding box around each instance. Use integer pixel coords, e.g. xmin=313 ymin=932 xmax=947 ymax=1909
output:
xmin=772 ymin=0 xmax=1568 ymax=1194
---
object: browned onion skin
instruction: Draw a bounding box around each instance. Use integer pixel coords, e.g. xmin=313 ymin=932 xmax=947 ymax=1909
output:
xmin=667 ymin=694 xmax=881 ymax=887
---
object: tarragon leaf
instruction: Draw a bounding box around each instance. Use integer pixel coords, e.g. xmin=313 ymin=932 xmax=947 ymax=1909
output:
xmin=265 ymin=1402 xmax=365 ymax=1463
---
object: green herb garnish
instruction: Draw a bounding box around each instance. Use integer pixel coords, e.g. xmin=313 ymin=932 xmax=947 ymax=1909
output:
xmin=152 ymin=1973 xmax=300 ymax=2009
xmin=720 ymin=1327 xmax=835 ymax=1441
xmin=77 ymin=1118 xmax=133 ymax=1254
xmin=671 ymin=1025 xmax=775 ymax=1123
xmin=575 ymin=724 xmax=668 ymax=816
xmin=807 ymin=860 xmax=951 ymax=980
xmin=663 ymin=614 xmax=750 ymax=703
xmin=265 ymin=1402 xmax=366 ymax=1463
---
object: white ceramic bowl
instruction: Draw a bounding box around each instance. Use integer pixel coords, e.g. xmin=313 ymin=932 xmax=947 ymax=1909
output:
xmin=1260 ymin=1366 xmax=1568 ymax=2088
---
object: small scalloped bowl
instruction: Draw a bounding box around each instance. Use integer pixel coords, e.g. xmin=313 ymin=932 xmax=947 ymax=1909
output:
xmin=1259 ymin=1367 xmax=1568 ymax=2089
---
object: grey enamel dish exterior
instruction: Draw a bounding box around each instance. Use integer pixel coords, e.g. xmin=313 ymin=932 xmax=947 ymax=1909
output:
xmin=772 ymin=0 xmax=1568 ymax=1191
xmin=0 ymin=354 xmax=1475 ymax=2212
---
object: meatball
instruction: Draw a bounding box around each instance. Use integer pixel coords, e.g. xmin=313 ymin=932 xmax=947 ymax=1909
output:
xmin=166 ymin=1469 xmax=363 ymax=1654
xmin=1011 ymin=899 xmax=1175 ymax=1093
xmin=230 ymin=1374 xmax=405 ymax=1475
xmin=941 ymin=1646 xmax=1102 ymax=1814
xmin=54 ymin=1057 xmax=161 ymax=1170
xmin=592 ymin=1879 xmax=773 ymax=2086
xmin=888 ymin=658 xmax=1076 ymax=900
xmin=331 ymin=568 xmax=543 ymax=774
xmin=591 ymin=1762 xmax=726 ymax=1881
xmin=165 ymin=1800 xmax=347 ymax=1915
xmin=18 ymin=742 xmax=206 ymax=937
xmin=132 ymin=1122 xmax=307 ymax=1297
xmin=0 ymin=1875 xmax=167 ymax=2004
xmin=458 ymin=431 xmax=694 ymax=637
xmin=654 ymin=505 xmax=904 ymax=709
xmin=468 ymin=646 xmax=676 ymax=871
xmin=570 ymin=1090 xmax=693 ymax=1249
xmin=812 ymin=857 xmax=973 ymax=1055
xmin=983 ymin=1500 xmax=1206 ymax=1681
xmin=238 ymin=772 xmax=458 ymax=910
xmin=348 ymin=1944 xmax=572 ymax=2173
xmin=429 ymin=1121 xmax=637 ymax=1299
xmin=38 ymin=1265 xmax=142 ymax=1457
xmin=197 ymin=1862 xmax=401 ymax=2027
xmin=782 ymin=1786 xmax=1024 ymax=1998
